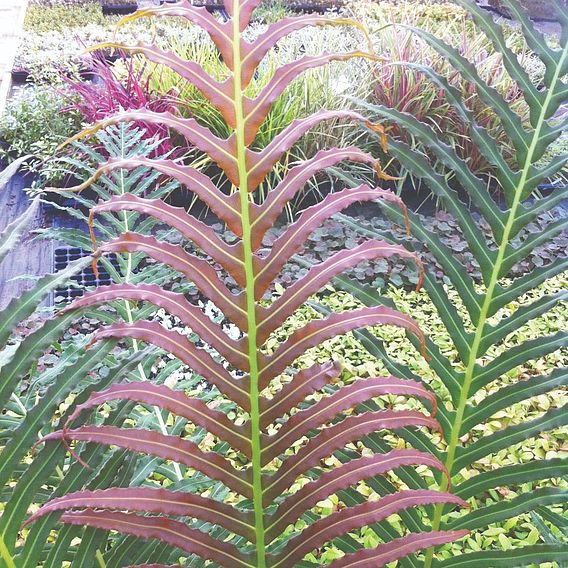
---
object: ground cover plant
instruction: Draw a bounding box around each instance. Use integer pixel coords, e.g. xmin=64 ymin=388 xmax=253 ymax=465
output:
xmin=24 ymin=1 xmax=110 ymax=33
xmin=261 ymin=206 xmax=567 ymax=291
xmin=1 ymin=0 xmax=473 ymax=566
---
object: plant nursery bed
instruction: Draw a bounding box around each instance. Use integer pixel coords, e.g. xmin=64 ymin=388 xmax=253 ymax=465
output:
xmin=11 ymin=66 xmax=96 ymax=84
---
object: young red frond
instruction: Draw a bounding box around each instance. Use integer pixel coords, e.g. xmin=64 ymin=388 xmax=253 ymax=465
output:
xmin=94 ymin=233 xmax=248 ymax=329
xmin=90 ymin=195 xmax=245 ymax=283
xmin=25 ymin=487 xmax=255 ymax=541
xmin=327 ymin=530 xmax=469 ymax=568
xmin=256 ymin=242 xmax=422 ymax=334
xmin=268 ymin=492 xmax=467 ymax=567
xmin=87 ymin=158 xmax=242 ymax=235
xmin=258 ymin=306 xmax=425 ymax=388
xmin=89 ymin=321 xmax=250 ymax=410
xmin=265 ymin=450 xmax=450 ymax=542
xmin=64 ymin=283 xmax=248 ymax=369
xmin=41 ymin=426 xmax=253 ymax=498
xmin=61 ymin=510 xmax=256 ymax=567
xmin=263 ymin=410 xmax=442 ymax=505
xmin=64 ymin=381 xmax=251 ymax=457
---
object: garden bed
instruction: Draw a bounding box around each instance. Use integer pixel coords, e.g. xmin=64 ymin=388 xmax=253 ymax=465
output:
xmin=3 ymin=0 xmax=567 ymax=288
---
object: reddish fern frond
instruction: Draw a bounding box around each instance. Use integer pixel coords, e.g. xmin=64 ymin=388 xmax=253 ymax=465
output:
xmin=262 ymin=411 xmax=443 ymax=505
xmin=29 ymin=0 xmax=467 ymax=565
xmin=327 ymin=530 xmax=470 ymax=568
xmin=259 ymin=362 xmax=342 ymax=428
xmin=94 ymin=233 xmax=248 ymax=328
xmin=64 ymin=381 xmax=251 ymax=456
xmin=90 ymin=321 xmax=251 ymax=410
xmin=61 ymin=510 xmax=256 ymax=567
xmin=84 ymin=158 xmax=242 ymax=235
xmin=25 ymin=487 xmax=256 ymax=540
xmin=65 ymin=284 xmax=248 ymax=369
xmin=265 ymin=450 xmax=450 ymax=542
xmin=89 ymin=195 xmax=245 ymax=280
xmin=268 ymin=492 xmax=467 ymax=567
xmin=42 ymin=425 xmax=254 ymax=497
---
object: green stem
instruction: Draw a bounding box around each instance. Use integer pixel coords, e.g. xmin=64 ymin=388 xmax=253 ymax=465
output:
xmin=232 ymin=2 xmax=266 ymax=565
xmin=0 ymin=535 xmax=16 ymax=568
xmin=423 ymin=40 xmax=568 ymax=568
xmin=95 ymin=549 xmax=106 ymax=568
